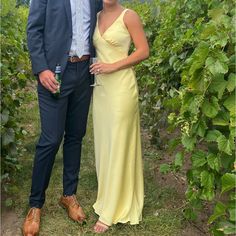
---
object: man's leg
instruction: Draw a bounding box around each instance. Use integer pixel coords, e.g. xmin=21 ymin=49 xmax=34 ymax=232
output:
xmin=63 ymin=60 xmax=92 ymax=196
xmin=29 ymin=85 xmax=68 ymax=208
xmin=23 ymin=62 xmax=83 ymax=235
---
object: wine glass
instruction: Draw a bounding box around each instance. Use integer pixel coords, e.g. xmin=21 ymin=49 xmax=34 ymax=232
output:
xmin=90 ymin=57 xmax=101 ymax=87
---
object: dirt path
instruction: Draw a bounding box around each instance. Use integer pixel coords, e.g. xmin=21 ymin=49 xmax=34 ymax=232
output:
xmin=1 ymin=208 xmax=23 ymax=236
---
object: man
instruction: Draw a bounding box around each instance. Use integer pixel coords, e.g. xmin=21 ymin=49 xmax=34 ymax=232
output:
xmin=23 ymin=0 xmax=103 ymax=235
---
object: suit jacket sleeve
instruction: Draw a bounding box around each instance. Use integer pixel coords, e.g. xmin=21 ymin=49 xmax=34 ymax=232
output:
xmin=27 ymin=0 xmax=49 ymax=75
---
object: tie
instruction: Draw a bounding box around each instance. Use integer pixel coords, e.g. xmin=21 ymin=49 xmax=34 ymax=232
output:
xmin=76 ymin=0 xmax=84 ymax=58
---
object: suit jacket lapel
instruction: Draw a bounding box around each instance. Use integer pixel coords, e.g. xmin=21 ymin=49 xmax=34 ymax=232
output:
xmin=89 ymin=0 xmax=99 ymax=56
xmin=90 ymin=0 xmax=96 ymax=33
xmin=64 ymin=0 xmax=72 ymax=33
xmin=90 ymin=0 xmax=96 ymax=17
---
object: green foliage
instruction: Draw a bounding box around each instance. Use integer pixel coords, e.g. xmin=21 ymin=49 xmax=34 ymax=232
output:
xmin=221 ymin=173 xmax=236 ymax=194
xmin=168 ymin=0 xmax=236 ymax=232
xmin=16 ymin=0 xmax=30 ymax=6
xmin=159 ymin=163 xmax=171 ymax=174
xmin=125 ymin=0 xmax=235 ymax=234
xmin=1 ymin=0 xmax=31 ymax=184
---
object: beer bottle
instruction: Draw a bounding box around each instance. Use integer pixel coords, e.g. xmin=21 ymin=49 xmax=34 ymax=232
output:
xmin=53 ymin=64 xmax=61 ymax=98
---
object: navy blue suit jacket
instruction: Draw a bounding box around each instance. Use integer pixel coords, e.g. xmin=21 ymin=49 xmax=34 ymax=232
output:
xmin=27 ymin=0 xmax=103 ymax=75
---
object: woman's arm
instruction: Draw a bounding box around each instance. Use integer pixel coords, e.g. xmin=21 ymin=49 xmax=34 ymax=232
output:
xmin=90 ymin=9 xmax=149 ymax=75
xmin=115 ymin=9 xmax=150 ymax=69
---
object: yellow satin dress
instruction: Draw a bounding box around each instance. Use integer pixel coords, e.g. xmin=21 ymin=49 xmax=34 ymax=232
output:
xmin=92 ymin=9 xmax=144 ymax=226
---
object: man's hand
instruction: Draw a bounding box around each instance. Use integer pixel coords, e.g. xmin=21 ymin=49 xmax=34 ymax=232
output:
xmin=39 ymin=70 xmax=59 ymax=93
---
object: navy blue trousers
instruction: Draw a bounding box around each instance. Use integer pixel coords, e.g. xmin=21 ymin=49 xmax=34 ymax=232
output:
xmin=29 ymin=60 xmax=92 ymax=208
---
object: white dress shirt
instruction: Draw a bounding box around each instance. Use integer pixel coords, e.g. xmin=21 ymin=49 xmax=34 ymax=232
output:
xmin=70 ymin=0 xmax=91 ymax=57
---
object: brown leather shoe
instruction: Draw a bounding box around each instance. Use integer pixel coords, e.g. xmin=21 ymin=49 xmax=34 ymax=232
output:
xmin=59 ymin=195 xmax=86 ymax=223
xmin=22 ymin=208 xmax=41 ymax=236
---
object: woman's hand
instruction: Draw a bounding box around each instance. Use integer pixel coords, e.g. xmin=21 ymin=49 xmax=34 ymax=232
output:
xmin=90 ymin=62 xmax=118 ymax=75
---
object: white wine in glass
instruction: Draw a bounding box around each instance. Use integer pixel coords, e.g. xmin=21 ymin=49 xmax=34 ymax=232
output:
xmin=90 ymin=57 xmax=101 ymax=87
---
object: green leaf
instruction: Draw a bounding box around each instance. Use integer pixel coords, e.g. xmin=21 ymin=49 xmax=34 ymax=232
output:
xmin=8 ymin=143 xmax=17 ymax=156
xmin=229 ymin=55 xmax=235 ymax=66
xmin=22 ymin=129 xmax=28 ymax=135
xmin=213 ymin=111 xmax=230 ymax=126
xmin=217 ymin=221 xmax=236 ymax=234
xmin=209 ymin=74 xmax=227 ymax=99
xmin=191 ymin=151 xmax=207 ymax=168
xmin=200 ymin=187 xmax=215 ymax=201
xmin=226 ymin=73 xmax=236 ymax=92
xmin=189 ymin=70 xmax=206 ymax=91
xmin=214 ymin=51 xmax=229 ymax=63
xmin=223 ymin=93 xmax=236 ymax=113
xmin=205 ymin=130 xmax=222 ymax=142
xmin=217 ymin=134 xmax=234 ymax=155
xmin=2 ymin=128 xmax=15 ymax=146
xmin=189 ymin=42 xmax=210 ymax=75
xmin=182 ymin=93 xmax=201 ymax=114
xmin=208 ymin=8 xmax=225 ymax=22
xmin=174 ymin=152 xmax=184 ymax=168
xmin=202 ymin=96 xmax=220 ymax=118
xmin=17 ymin=72 xmax=27 ymax=80
xmin=192 ymin=119 xmax=207 ymax=137
xmin=169 ymin=55 xmax=177 ymax=66
xmin=220 ymin=152 xmax=235 ymax=170
xmin=159 ymin=164 xmax=171 ymax=174
xmin=186 ymin=169 xmax=201 ymax=182
xmin=211 ymin=227 xmax=224 ymax=236
xmin=1 ymin=109 xmax=10 ymax=125
xmin=201 ymin=24 xmax=217 ymax=39
xmin=221 ymin=173 xmax=236 ymax=194
xmin=5 ymin=198 xmax=13 ymax=207
xmin=230 ymin=127 xmax=236 ymax=138
xmin=228 ymin=208 xmax=236 ymax=222
xmin=230 ymin=112 xmax=236 ymax=127
xmin=183 ymin=207 xmax=197 ymax=221
xmin=182 ymin=135 xmax=196 ymax=151
xmin=185 ymin=186 xmax=198 ymax=201
xmin=201 ymin=170 xmax=214 ymax=189
xmin=168 ymin=138 xmax=181 ymax=151
xmin=207 ymin=153 xmax=221 ymax=172
xmin=208 ymin=202 xmax=226 ymax=224
xmin=206 ymin=57 xmax=228 ymax=75
xmin=229 ymin=192 xmax=236 ymax=201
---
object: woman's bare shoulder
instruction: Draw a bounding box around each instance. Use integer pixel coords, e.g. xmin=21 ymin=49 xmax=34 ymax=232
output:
xmin=123 ymin=9 xmax=142 ymax=26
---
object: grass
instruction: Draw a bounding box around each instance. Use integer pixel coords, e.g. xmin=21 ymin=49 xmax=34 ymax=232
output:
xmin=12 ymin=90 xmax=187 ymax=236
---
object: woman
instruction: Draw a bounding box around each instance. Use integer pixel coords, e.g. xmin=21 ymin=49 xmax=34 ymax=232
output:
xmin=90 ymin=0 xmax=149 ymax=233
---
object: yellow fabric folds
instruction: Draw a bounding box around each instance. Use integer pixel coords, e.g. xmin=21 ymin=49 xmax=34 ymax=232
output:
xmin=92 ymin=9 xmax=144 ymax=226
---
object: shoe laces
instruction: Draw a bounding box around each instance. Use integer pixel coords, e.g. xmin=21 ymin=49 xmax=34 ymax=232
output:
xmin=71 ymin=195 xmax=79 ymax=207
xmin=30 ymin=208 xmax=40 ymax=222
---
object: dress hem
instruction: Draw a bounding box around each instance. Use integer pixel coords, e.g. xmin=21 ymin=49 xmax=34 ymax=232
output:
xmin=93 ymin=205 xmax=142 ymax=226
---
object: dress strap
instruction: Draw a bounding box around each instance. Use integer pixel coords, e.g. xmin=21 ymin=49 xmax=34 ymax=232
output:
xmin=97 ymin=11 xmax=101 ymax=17
xmin=120 ymin=9 xmax=129 ymax=18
